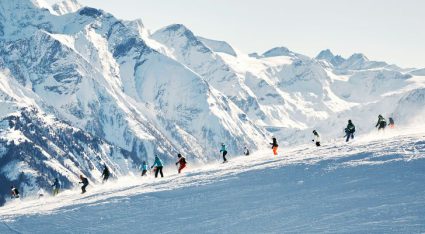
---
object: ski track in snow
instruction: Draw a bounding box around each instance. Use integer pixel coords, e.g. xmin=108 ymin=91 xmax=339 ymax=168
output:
xmin=0 ymin=132 xmax=424 ymax=233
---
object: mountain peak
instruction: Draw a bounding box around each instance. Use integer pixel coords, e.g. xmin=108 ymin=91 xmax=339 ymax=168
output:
xmin=316 ymin=49 xmax=334 ymax=60
xmin=347 ymin=53 xmax=369 ymax=62
xmin=315 ymin=49 xmax=346 ymax=66
xmin=197 ymin=36 xmax=237 ymax=56
xmin=52 ymin=0 xmax=82 ymax=15
xmin=262 ymin=47 xmax=291 ymax=57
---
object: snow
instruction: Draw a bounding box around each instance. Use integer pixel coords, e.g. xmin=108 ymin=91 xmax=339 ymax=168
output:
xmin=198 ymin=36 xmax=237 ymax=56
xmin=0 ymin=130 xmax=424 ymax=233
xmin=1 ymin=1 xmax=425 ymax=231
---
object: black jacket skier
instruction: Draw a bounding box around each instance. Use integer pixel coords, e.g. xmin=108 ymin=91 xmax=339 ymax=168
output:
xmin=312 ymin=130 xmax=321 ymax=146
xmin=375 ymin=115 xmax=387 ymax=130
xmin=10 ymin=186 xmax=19 ymax=199
xmin=345 ymin=120 xmax=355 ymax=142
xmin=79 ymin=175 xmax=89 ymax=194
xmin=244 ymin=147 xmax=250 ymax=156
xmin=52 ymin=178 xmax=60 ymax=196
xmin=270 ymin=137 xmax=278 ymax=155
xmin=102 ymin=165 xmax=110 ymax=182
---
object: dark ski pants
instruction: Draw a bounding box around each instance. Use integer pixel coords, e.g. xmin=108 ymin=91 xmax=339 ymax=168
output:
xmin=222 ymin=151 xmax=228 ymax=162
xmin=155 ymin=166 xmax=164 ymax=178
xmin=346 ymin=132 xmax=354 ymax=142
xmin=102 ymin=176 xmax=109 ymax=183
xmin=81 ymin=184 xmax=88 ymax=194
xmin=141 ymin=170 xmax=147 ymax=176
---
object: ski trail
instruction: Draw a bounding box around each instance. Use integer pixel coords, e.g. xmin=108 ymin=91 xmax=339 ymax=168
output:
xmin=0 ymin=132 xmax=424 ymax=223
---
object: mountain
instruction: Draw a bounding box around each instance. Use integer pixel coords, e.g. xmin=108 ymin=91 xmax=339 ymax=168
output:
xmin=52 ymin=0 xmax=82 ymax=15
xmin=197 ymin=36 xmax=237 ymax=56
xmin=0 ymin=0 xmax=266 ymax=204
xmin=0 ymin=0 xmax=424 ymax=205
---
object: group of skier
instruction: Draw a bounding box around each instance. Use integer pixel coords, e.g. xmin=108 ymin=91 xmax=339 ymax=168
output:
xmin=9 ymin=114 xmax=395 ymax=198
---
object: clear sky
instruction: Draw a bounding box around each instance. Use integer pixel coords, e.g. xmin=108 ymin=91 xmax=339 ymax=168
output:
xmin=48 ymin=0 xmax=425 ymax=68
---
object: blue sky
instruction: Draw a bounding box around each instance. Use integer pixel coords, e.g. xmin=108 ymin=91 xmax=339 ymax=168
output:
xmin=48 ymin=0 xmax=425 ymax=68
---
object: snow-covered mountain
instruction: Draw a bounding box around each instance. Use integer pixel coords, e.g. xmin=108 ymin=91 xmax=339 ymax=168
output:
xmin=0 ymin=0 xmax=424 ymax=205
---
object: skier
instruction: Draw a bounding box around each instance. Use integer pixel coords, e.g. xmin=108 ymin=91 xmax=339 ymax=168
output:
xmin=375 ymin=114 xmax=387 ymax=131
xmin=345 ymin=120 xmax=356 ymax=142
xmin=151 ymin=155 xmax=164 ymax=178
xmin=101 ymin=165 xmax=110 ymax=183
xmin=175 ymin=153 xmax=187 ymax=174
xmin=388 ymin=117 xmax=395 ymax=128
xmin=10 ymin=185 xmax=20 ymax=199
xmin=79 ymin=175 xmax=89 ymax=194
xmin=139 ymin=161 xmax=149 ymax=176
xmin=220 ymin=143 xmax=228 ymax=163
xmin=270 ymin=137 xmax=278 ymax=155
xmin=52 ymin=178 xmax=60 ymax=196
xmin=244 ymin=146 xmax=250 ymax=156
xmin=312 ymin=130 xmax=321 ymax=146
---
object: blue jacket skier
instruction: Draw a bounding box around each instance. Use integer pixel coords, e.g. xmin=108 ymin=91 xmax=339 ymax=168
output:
xmin=151 ymin=155 xmax=164 ymax=178
xmin=220 ymin=143 xmax=228 ymax=162
xmin=139 ymin=161 xmax=149 ymax=176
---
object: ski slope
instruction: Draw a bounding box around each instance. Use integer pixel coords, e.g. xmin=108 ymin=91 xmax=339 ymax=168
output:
xmin=0 ymin=130 xmax=424 ymax=233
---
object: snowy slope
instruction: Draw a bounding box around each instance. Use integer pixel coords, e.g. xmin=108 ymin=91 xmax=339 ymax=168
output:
xmin=0 ymin=130 xmax=424 ymax=233
xmin=1 ymin=0 xmax=425 ymax=207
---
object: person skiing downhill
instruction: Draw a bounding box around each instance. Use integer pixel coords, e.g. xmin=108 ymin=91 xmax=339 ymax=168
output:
xmin=52 ymin=178 xmax=60 ymax=196
xmin=10 ymin=185 xmax=19 ymax=199
xmin=151 ymin=155 xmax=164 ymax=178
xmin=220 ymin=143 xmax=228 ymax=163
xmin=79 ymin=175 xmax=89 ymax=194
xmin=312 ymin=130 xmax=321 ymax=146
xmin=139 ymin=161 xmax=149 ymax=176
xmin=270 ymin=137 xmax=278 ymax=155
xmin=244 ymin=146 xmax=250 ymax=156
xmin=102 ymin=165 xmax=110 ymax=183
xmin=375 ymin=114 xmax=387 ymax=131
xmin=388 ymin=117 xmax=395 ymax=128
xmin=175 ymin=153 xmax=187 ymax=173
xmin=345 ymin=120 xmax=356 ymax=142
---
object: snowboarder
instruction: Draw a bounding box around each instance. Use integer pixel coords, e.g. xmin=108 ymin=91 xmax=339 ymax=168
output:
xmin=52 ymin=178 xmax=60 ymax=196
xmin=151 ymin=155 xmax=164 ymax=178
xmin=345 ymin=120 xmax=356 ymax=142
xmin=10 ymin=185 xmax=19 ymax=199
xmin=312 ymin=130 xmax=321 ymax=146
xmin=375 ymin=114 xmax=387 ymax=130
xmin=139 ymin=161 xmax=149 ymax=176
xmin=175 ymin=153 xmax=187 ymax=173
xmin=101 ymin=165 xmax=110 ymax=183
xmin=388 ymin=117 xmax=395 ymax=128
xmin=79 ymin=175 xmax=89 ymax=194
xmin=220 ymin=143 xmax=228 ymax=163
xmin=244 ymin=146 xmax=250 ymax=156
xmin=270 ymin=137 xmax=278 ymax=155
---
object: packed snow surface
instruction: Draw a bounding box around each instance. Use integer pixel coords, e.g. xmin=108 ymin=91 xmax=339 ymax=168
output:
xmin=1 ymin=130 xmax=424 ymax=233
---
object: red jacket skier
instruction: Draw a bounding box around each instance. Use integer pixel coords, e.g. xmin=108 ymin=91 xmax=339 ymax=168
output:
xmin=176 ymin=154 xmax=187 ymax=173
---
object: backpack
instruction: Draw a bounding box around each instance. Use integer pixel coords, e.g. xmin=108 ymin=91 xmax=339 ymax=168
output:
xmin=181 ymin=157 xmax=187 ymax=164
